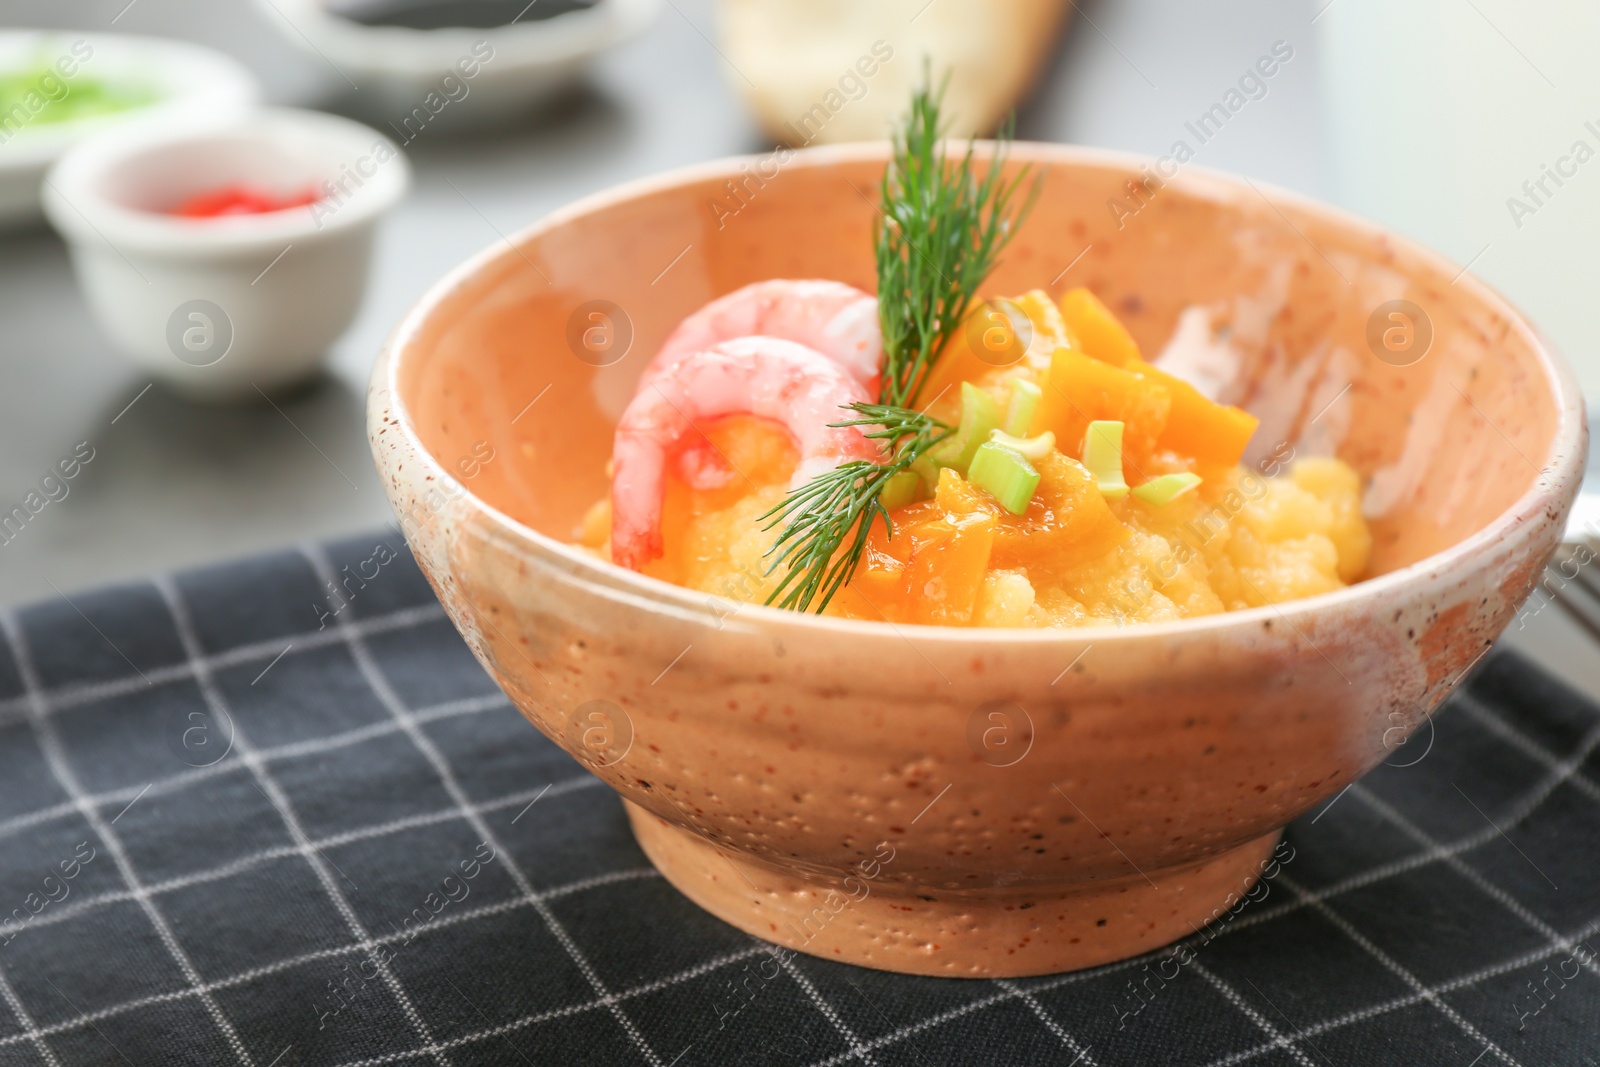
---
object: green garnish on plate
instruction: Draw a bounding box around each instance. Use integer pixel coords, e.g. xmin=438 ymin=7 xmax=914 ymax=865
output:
xmin=0 ymin=56 xmax=155 ymax=135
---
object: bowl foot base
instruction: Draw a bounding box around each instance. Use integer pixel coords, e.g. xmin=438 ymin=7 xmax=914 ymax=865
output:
xmin=626 ymin=801 xmax=1286 ymax=978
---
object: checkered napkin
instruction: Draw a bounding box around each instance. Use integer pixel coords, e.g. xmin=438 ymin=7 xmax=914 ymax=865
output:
xmin=0 ymin=534 xmax=1594 ymax=1067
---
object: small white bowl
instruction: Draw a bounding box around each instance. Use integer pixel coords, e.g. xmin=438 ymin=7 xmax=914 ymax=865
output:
xmin=257 ymin=0 xmax=659 ymax=126
xmin=0 ymin=32 xmax=259 ymax=227
xmin=42 ymin=107 xmax=410 ymax=402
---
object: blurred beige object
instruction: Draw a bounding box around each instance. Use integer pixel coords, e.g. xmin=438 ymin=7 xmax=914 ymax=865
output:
xmin=716 ymin=0 xmax=1071 ymax=145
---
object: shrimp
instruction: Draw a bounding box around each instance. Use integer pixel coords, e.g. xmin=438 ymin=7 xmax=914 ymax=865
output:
xmin=644 ymin=280 xmax=882 ymax=389
xmin=611 ymin=337 xmax=881 ymax=569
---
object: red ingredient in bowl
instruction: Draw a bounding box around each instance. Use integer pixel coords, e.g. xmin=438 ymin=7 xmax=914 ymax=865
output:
xmin=168 ymin=184 xmax=323 ymax=218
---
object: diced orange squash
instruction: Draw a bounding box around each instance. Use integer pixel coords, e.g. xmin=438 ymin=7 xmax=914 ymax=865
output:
xmin=1011 ymin=289 xmax=1076 ymax=354
xmin=989 ymin=453 xmax=1129 ymax=573
xmin=830 ymin=515 xmax=913 ymax=621
xmin=845 ymin=481 xmax=996 ymax=625
xmin=1136 ymin=362 xmax=1260 ymax=468
xmin=921 ymin=301 xmax=1029 ymax=403
xmin=1060 ymin=288 xmax=1142 ymax=368
xmin=935 ymin=460 xmax=1128 ymax=577
xmin=847 ymin=532 xmax=910 ymax=602
xmin=845 ymin=499 xmax=937 ymax=615
xmin=933 ymin=465 xmax=993 ymax=515
xmin=1030 ymin=348 xmax=1171 ymax=472
xmin=901 ymin=509 xmax=997 ymax=626
xmin=921 ymin=290 xmax=1080 ymax=404
xmin=1058 ymin=287 xmax=1259 ymax=467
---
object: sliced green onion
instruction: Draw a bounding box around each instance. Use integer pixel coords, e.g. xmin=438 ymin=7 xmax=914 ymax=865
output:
xmin=878 ymin=469 xmax=923 ymax=510
xmin=1131 ymin=472 xmax=1202 ymax=505
xmin=1082 ymin=420 xmax=1129 ymax=500
xmin=968 ymin=441 xmax=1040 ymax=515
xmin=933 ymin=382 xmax=1001 ymax=473
xmin=988 ymin=428 xmax=1056 ymax=460
xmin=1003 ymin=379 xmax=1042 ymax=436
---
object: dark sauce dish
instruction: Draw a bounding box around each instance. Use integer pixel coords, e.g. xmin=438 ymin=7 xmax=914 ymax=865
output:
xmin=257 ymin=0 xmax=657 ymax=122
xmin=327 ymin=0 xmax=598 ymax=31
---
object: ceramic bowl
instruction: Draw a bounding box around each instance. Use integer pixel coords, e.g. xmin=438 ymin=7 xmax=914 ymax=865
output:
xmin=44 ymin=107 xmax=409 ymax=403
xmin=368 ymin=143 xmax=1586 ymax=977
xmin=0 ymin=31 xmax=259 ymax=228
xmin=258 ymin=0 xmax=660 ymax=127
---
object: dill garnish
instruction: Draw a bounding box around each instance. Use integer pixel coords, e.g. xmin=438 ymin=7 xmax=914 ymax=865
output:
xmin=763 ymin=405 xmax=952 ymax=613
xmin=876 ymin=84 xmax=1038 ymax=409
xmin=760 ymin=73 xmax=1037 ymax=614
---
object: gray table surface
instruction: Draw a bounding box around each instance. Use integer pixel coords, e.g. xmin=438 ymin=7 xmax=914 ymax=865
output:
xmin=1 ymin=0 xmax=1594 ymax=698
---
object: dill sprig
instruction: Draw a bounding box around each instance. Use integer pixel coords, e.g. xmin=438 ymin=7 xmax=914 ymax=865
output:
xmin=762 ymin=405 xmax=952 ymax=613
xmin=758 ymin=74 xmax=1037 ymax=614
xmin=877 ymin=77 xmax=1040 ymax=409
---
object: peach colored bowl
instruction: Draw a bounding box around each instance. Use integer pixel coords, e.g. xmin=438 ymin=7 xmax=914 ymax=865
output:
xmin=368 ymin=143 xmax=1586 ymax=977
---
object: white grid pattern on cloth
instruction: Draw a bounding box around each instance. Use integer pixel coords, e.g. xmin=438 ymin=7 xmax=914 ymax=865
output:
xmin=1275 ymin=872 xmax=1521 ymax=1067
xmin=328 ymin=945 xmax=775 ymax=1067
xmin=0 ymin=867 xmax=664 ymax=1054
xmin=6 ymin=774 xmax=606 ymax=945
xmin=1350 ymin=783 xmax=1600 ymax=980
xmin=299 ymin=543 xmax=666 ymax=1067
xmin=1213 ymin=682 xmax=1600 ymax=1066
xmin=152 ymin=576 xmax=453 ymax=1067
xmin=318 ymin=646 xmax=1600 ymax=1067
xmin=0 ymin=689 xmax=512 ymax=850
xmin=0 ymin=741 xmax=1590 ymax=1067
xmin=1203 ymin=913 xmax=1600 ymax=1067
xmin=0 ymin=593 xmax=1571 ymax=963
xmin=0 ymin=601 xmax=446 ymax=729
xmin=0 ymin=560 xmax=1593 ymax=1065
xmin=774 ymin=953 xmax=876 ymax=1066
xmin=1453 ymin=689 xmax=1600 ymax=803
xmin=793 ymin=910 xmax=1600 ymax=1067
xmin=322 ymin=778 xmax=1600 ymax=1067
xmin=0 ymin=953 xmax=61 ymax=1067
xmin=992 ymin=979 xmax=1097 ymax=1065
xmin=0 ymin=699 xmax=1575 ymax=1030
xmin=1 ymin=723 xmax=1542 ymax=1065
xmin=1185 ymin=960 xmax=1317 ymax=1067
xmin=0 ymin=610 xmax=257 ymax=1066
xmin=1204 ymin=689 xmax=1600 ymax=945
xmin=335 ymin=666 xmax=1600 ymax=1067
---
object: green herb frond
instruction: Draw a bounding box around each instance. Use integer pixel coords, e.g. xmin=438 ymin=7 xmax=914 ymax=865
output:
xmin=877 ymin=71 xmax=1041 ymax=409
xmin=760 ymin=70 xmax=1037 ymax=614
xmin=760 ymin=405 xmax=951 ymax=613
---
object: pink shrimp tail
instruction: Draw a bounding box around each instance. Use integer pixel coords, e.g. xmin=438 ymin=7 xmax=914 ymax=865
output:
xmin=610 ymin=338 xmax=881 ymax=570
xmin=644 ymin=279 xmax=882 ymax=390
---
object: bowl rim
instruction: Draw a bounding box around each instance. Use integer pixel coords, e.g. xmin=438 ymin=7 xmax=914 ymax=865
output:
xmin=42 ymin=106 xmax=411 ymax=256
xmin=376 ymin=140 xmax=1588 ymax=646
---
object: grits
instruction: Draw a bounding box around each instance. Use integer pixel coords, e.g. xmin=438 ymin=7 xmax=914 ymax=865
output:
xmin=587 ymin=283 xmax=1373 ymax=627
xmin=578 ymin=415 xmax=1371 ymax=629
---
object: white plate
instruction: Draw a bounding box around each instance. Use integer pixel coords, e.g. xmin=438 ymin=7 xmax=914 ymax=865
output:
xmin=0 ymin=31 xmax=260 ymax=227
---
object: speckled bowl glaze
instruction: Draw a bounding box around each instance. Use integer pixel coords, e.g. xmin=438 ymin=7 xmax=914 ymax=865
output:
xmin=368 ymin=143 xmax=1586 ymax=977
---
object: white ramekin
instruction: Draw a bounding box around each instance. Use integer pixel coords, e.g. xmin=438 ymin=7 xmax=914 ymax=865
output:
xmin=42 ymin=107 xmax=411 ymax=402
xmin=0 ymin=31 xmax=259 ymax=227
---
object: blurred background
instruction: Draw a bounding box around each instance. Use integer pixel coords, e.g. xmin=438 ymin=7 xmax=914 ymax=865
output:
xmin=0 ymin=0 xmax=1591 ymax=621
